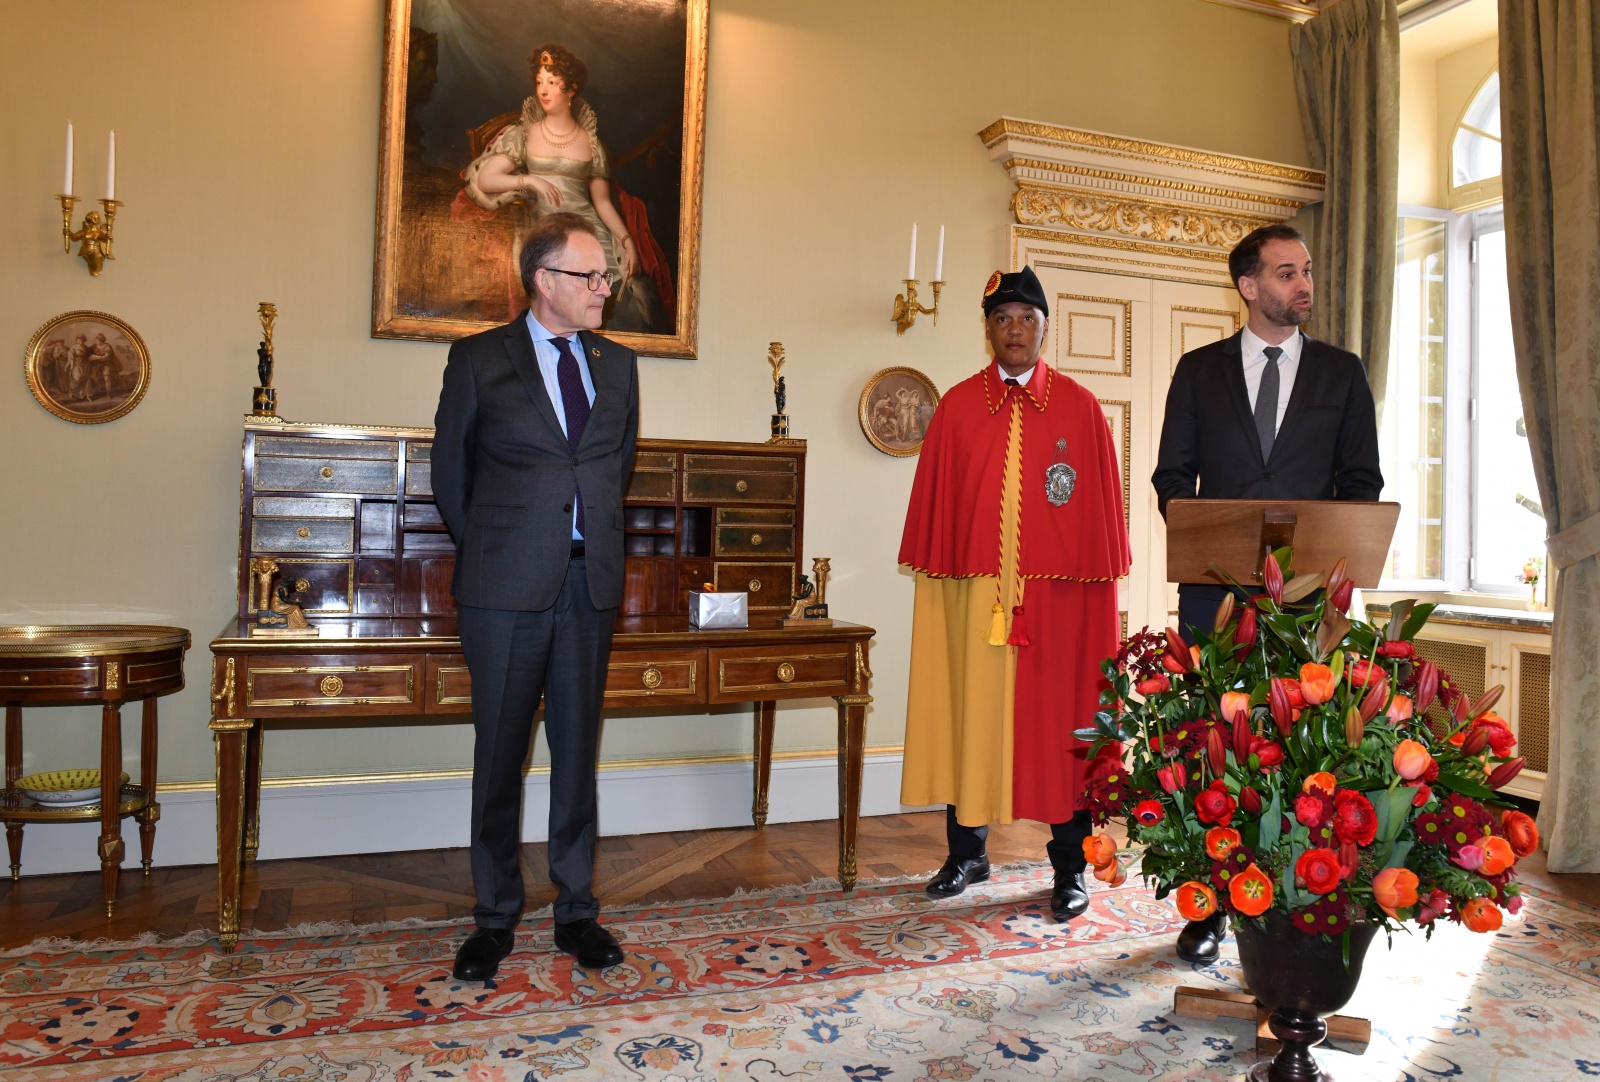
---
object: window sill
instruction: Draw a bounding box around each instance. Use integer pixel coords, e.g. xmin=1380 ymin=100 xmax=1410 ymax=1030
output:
xmin=1363 ymin=595 xmax=1553 ymax=635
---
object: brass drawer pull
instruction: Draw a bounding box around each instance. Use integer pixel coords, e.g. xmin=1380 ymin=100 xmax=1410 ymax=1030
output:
xmin=319 ymin=675 xmax=344 ymax=696
xmin=735 ymin=479 xmax=748 ymax=492
xmin=749 ymin=579 xmax=762 ymax=592
xmin=642 ymin=666 xmax=663 ymax=690
xmin=297 ymin=527 xmax=310 ymax=538
xmin=321 ymin=466 xmax=334 ymax=479
xmin=751 ymin=533 xmax=763 ymax=546
xmin=776 ymin=662 xmax=796 ymax=683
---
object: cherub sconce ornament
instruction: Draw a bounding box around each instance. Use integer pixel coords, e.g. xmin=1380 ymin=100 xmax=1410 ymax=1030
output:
xmin=57 ymin=123 xmax=123 ymax=276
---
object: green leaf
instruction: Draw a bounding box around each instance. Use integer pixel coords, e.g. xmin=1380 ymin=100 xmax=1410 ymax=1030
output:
xmin=1436 ymin=767 xmax=1494 ymax=800
xmin=1378 ymin=786 xmax=1412 ymax=844
xmin=1341 ymin=929 xmax=1352 ymax=972
xmin=1384 ymin=839 xmax=1414 ymax=870
xmin=1385 ymin=599 xmax=1416 ymax=642
xmin=1328 ymin=649 xmax=1345 ymax=683
xmin=1259 ymin=788 xmax=1283 ymax=852
xmin=1073 ymin=727 xmax=1100 ymax=742
xmin=1400 ymin=603 xmax=1437 ymax=642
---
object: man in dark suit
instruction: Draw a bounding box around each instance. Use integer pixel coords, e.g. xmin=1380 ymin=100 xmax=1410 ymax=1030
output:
xmin=432 ymin=211 xmax=639 ymax=981
xmin=1151 ymin=222 xmax=1382 ymax=962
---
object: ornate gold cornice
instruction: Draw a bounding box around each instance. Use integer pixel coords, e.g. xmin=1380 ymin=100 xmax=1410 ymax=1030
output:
xmin=979 ymin=119 xmax=1325 ymax=188
xmin=1001 ymin=158 xmax=1308 ymax=211
xmin=1014 ymin=227 xmax=1231 ymax=264
xmin=1012 ymin=186 xmax=1276 ymax=251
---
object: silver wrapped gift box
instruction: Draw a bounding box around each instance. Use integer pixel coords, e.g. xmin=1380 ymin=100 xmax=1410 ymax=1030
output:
xmin=688 ymin=590 xmax=749 ymax=629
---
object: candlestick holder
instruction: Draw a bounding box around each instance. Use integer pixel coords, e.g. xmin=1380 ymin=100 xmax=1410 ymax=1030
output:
xmin=59 ymin=195 xmax=122 ymax=276
xmin=891 ymin=279 xmax=943 ymax=335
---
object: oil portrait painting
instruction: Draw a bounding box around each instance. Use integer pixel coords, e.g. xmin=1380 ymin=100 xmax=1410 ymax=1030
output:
xmin=373 ymin=0 xmax=707 ymax=357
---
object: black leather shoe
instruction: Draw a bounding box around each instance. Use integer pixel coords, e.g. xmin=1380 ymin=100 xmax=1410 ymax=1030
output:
xmin=1175 ymin=911 xmax=1227 ymax=964
xmin=452 ymin=926 xmax=516 ymax=982
xmin=1049 ymin=870 xmax=1090 ymax=921
xmin=553 ymin=917 xmax=625 ymax=969
xmin=925 ymin=856 xmax=991 ymax=898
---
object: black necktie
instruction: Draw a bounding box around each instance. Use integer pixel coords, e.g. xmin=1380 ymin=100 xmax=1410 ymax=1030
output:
xmin=1255 ymin=345 xmax=1282 ymax=461
xmin=552 ymin=336 xmax=591 ymax=535
xmin=1005 ymin=377 xmax=1020 ymax=388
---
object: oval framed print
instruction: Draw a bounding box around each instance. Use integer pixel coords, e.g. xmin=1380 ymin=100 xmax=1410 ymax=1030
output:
xmin=24 ymin=310 xmax=150 ymax=424
xmin=859 ymin=366 xmax=940 ymax=457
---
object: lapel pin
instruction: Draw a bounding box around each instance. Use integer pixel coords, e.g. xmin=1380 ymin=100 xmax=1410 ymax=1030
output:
xmin=591 ymin=348 xmax=600 ymax=358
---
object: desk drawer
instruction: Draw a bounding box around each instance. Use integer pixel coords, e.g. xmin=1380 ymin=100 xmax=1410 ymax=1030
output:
xmin=244 ymin=656 xmax=418 ymax=712
xmin=252 ymin=518 xmax=356 ymax=554
xmin=711 ymin=643 xmax=851 ymax=702
xmin=0 ymin=664 xmax=98 ymax=692
xmin=425 ymin=653 xmax=473 ymax=713
xmin=683 ymin=454 xmax=797 ymax=505
xmin=713 ymin=561 xmax=794 ymax=609
xmin=605 ymin=650 xmax=706 ymax=706
xmin=256 ymin=454 xmax=399 ymax=495
xmin=715 ymin=526 xmax=794 ymax=557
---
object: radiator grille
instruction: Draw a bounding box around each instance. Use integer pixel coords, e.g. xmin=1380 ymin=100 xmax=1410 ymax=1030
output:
xmin=1414 ymin=635 xmax=1488 ymax=736
xmin=1516 ymin=649 xmax=1551 ymax=774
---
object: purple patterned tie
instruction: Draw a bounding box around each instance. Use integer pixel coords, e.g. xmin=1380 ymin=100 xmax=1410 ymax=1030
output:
xmin=552 ymin=336 xmax=592 ymax=535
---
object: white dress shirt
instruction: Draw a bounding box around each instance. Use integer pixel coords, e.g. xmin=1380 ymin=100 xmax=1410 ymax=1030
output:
xmin=995 ymin=361 xmax=1037 ymax=385
xmin=524 ymin=310 xmax=597 ymax=539
xmin=1239 ymin=326 xmax=1303 ymax=436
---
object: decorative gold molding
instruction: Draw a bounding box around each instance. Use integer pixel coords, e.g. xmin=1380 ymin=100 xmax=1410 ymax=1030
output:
xmin=1098 ymin=399 xmax=1133 ymax=528
xmin=853 ymin=642 xmax=872 ymax=693
xmin=980 ymin=119 xmax=1326 ymax=187
xmin=1013 ymin=186 xmax=1274 ymax=250
xmin=209 ymin=656 xmax=237 ymax=719
xmin=1013 ymin=227 xmax=1231 ymax=264
xmin=1198 ymin=0 xmax=1324 ymax=24
xmin=1057 ymin=293 xmax=1133 ymax=377
xmin=1001 ymin=158 xmax=1309 ymax=211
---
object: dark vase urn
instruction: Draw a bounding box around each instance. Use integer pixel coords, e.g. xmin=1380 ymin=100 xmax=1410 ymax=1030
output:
xmin=1233 ymin=911 xmax=1378 ymax=1082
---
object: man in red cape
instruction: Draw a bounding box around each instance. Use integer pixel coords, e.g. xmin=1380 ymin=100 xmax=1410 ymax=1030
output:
xmin=899 ymin=266 xmax=1130 ymax=920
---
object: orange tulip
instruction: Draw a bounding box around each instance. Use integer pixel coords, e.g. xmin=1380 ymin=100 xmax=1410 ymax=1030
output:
xmin=1299 ymin=663 xmax=1337 ymax=704
xmin=1302 ymin=772 xmax=1337 ymax=797
xmin=1082 ymin=833 xmax=1118 ymax=870
xmin=1501 ymin=810 xmax=1539 ymax=858
xmin=1204 ymin=827 xmax=1243 ymax=859
xmin=1372 ymin=867 xmax=1420 ymax=917
xmin=1093 ymin=860 xmax=1128 ymax=887
xmin=1220 ymin=691 xmax=1251 ymax=726
xmin=1461 ymin=896 xmax=1503 ymax=933
xmin=1228 ymin=862 xmax=1275 ymax=917
xmin=1393 ymin=739 xmax=1433 ymax=781
xmin=1479 ymin=835 xmax=1516 ymax=876
xmin=1385 ymin=694 xmax=1414 ymax=722
xmin=1175 ymin=880 xmax=1218 ymax=922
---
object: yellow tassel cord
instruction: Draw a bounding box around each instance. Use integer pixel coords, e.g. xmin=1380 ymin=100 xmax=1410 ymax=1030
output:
xmin=988 ymin=602 xmax=1008 ymax=646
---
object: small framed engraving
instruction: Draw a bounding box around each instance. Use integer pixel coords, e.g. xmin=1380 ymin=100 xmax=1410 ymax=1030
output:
xmin=858 ymin=366 xmax=940 ymax=457
xmin=24 ymin=310 xmax=150 ymax=425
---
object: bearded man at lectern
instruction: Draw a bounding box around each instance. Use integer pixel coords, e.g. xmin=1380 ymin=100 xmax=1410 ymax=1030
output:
xmin=1150 ymin=222 xmax=1383 ymax=963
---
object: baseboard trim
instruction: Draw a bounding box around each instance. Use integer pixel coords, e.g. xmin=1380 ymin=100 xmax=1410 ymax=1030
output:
xmin=13 ymin=753 xmax=936 ymax=878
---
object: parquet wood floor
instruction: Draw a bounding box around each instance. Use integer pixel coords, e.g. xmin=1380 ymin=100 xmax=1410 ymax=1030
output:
xmin=1 ymin=812 xmax=1594 ymax=949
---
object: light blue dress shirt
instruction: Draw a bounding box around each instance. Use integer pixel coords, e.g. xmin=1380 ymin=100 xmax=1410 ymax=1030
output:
xmin=524 ymin=310 xmax=597 ymax=539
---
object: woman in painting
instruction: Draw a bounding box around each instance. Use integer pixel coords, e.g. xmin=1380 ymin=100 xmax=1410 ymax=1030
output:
xmin=462 ymin=43 xmax=665 ymax=332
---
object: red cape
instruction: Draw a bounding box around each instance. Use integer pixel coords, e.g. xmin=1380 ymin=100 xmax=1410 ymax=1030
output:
xmin=899 ymin=361 xmax=1130 ymax=581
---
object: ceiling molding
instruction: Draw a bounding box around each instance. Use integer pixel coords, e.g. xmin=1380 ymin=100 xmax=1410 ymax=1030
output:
xmin=1198 ymin=0 xmax=1328 ymax=24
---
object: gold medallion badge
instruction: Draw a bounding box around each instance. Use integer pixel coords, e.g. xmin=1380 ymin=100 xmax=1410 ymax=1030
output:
xmin=983 ymin=271 xmax=1002 ymax=297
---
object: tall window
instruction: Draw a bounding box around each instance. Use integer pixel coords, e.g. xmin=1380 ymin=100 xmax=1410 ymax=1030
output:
xmin=1382 ymin=70 xmax=1538 ymax=598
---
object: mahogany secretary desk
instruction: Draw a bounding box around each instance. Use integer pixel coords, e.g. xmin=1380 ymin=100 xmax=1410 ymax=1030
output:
xmin=208 ymin=419 xmax=874 ymax=950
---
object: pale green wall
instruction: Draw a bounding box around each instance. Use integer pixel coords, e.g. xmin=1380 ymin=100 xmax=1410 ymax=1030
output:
xmin=0 ymin=0 xmax=1308 ymax=786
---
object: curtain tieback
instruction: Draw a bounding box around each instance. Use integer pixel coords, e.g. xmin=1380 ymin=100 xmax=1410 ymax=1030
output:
xmin=1548 ymin=511 xmax=1600 ymax=570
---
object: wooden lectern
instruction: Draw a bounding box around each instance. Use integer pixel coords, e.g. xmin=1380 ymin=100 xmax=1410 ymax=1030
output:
xmin=1164 ymin=498 xmax=1399 ymax=1057
xmin=1166 ymin=499 xmax=1401 ymax=588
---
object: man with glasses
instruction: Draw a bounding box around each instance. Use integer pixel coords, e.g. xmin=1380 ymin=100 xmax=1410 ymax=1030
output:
xmin=433 ymin=211 xmax=640 ymax=981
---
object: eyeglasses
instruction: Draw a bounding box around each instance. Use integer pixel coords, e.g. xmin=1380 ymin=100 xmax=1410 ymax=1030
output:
xmin=541 ymin=267 xmax=616 ymax=291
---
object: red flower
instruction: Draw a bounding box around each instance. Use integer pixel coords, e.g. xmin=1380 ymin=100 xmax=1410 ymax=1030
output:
xmin=1299 ymin=663 xmax=1336 ymax=705
xmin=1328 ymin=577 xmax=1355 ymax=614
xmin=1156 ymin=762 xmax=1188 ymax=793
xmin=1331 ymin=790 xmax=1378 ymax=846
xmin=1250 ymin=737 xmax=1283 ymax=770
xmin=1205 ymin=827 xmax=1243 ymax=859
xmin=1175 ymin=880 xmax=1218 ymax=921
xmin=1410 ymin=783 xmax=1433 ymax=807
xmin=1501 ymin=809 xmax=1539 ymax=857
xmin=1348 ymin=659 xmax=1382 ymax=686
xmin=1235 ymin=606 xmax=1257 ymax=649
xmin=1373 ymin=867 xmax=1420 ymax=917
xmin=1295 ymin=848 xmax=1343 ymax=895
xmin=1294 ymin=792 xmax=1329 ymax=828
xmin=1238 ymin=785 xmax=1263 ymax=814
xmin=1377 ymin=640 xmax=1417 ymax=659
xmin=1195 ymin=787 xmax=1237 ymax=827
xmin=1472 ymin=712 xmax=1517 ymax=757
xmin=1134 ymin=674 xmax=1171 ymax=696
xmin=1263 ymin=552 xmax=1284 ymax=605
xmin=1229 ymin=862 xmax=1274 ymax=916
xmin=1487 ymin=757 xmax=1526 ymax=790
xmin=1337 ymin=839 xmax=1359 ymax=880
xmin=1413 ymin=660 xmax=1442 ymax=714
xmin=1461 ymin=896 xmax=1503 ymax=933
xmin=1416 ymin=887 xmax=1449 ymax=924
xmin=1133 ymin=799 xmax=1165 ymax=826
xmin=1282 ymin=680 xmax=1307 ymax=710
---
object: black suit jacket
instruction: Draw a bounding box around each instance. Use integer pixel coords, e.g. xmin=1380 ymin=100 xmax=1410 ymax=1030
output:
xmin=1152 ymin=331 xmax=1383 ymax=520
xmin=432 ymin=314 xmax=640 ymax=612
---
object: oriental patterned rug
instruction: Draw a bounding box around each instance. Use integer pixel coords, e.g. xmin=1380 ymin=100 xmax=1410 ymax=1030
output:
xmin=2 ymin=864 xmax=1597 ymax=1081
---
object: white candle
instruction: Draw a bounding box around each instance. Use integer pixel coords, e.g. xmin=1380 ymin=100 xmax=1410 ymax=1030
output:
xmin=908 ymin=222 xmax=918 ymax=281
xmin=935 ymin=225 xmax=945 ymax=282
xmin=64 ymin=122 xmax=74 ymax=196
xmin=106 ymin=131 xmax=115 ymax=200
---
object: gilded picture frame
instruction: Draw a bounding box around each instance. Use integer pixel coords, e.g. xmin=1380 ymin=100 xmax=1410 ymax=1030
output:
xmin=23 ymin=311 xmax=150 ymax=425
xmin=371 ymin=0 xmax=708 ymax=359
xmin=859 ymin=367 xmax=941 ymax=457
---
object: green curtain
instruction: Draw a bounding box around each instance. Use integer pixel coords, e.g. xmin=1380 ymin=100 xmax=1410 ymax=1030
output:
xmin=1500 ymin=0 xmax=1600 ymax=874
xmin=1290 ymin=0 xmax=1400 ymax=412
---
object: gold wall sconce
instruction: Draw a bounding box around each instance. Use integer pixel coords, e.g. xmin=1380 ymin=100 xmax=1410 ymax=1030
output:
xmin=57 ymin=123 xmax=122 ymax=276
xmin=891 ymin=222 xmax=944 ymax=335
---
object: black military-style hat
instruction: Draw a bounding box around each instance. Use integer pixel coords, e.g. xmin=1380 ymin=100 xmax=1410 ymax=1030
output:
xmin=981 ymin=266 xmax=1049 ymax=317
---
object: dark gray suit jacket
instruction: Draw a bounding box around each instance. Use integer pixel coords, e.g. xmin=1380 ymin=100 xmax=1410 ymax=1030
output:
xmin=432 ymin=315 xmax=640 ymax=612
xmin=1152 ymin=330 xmax=1383 ymax=518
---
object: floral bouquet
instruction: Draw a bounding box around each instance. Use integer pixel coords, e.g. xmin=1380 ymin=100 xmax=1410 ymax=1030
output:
xmin=1076 ymin=548 xmax=1538 ymax=940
